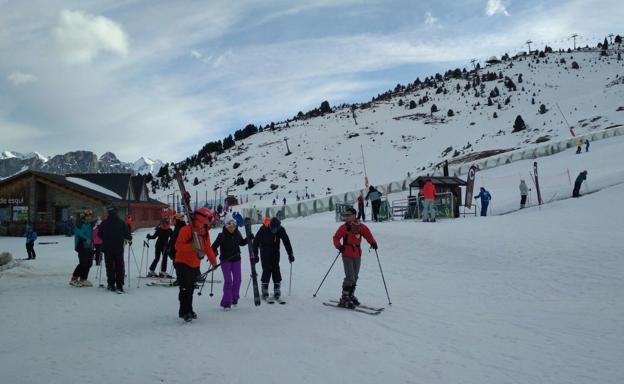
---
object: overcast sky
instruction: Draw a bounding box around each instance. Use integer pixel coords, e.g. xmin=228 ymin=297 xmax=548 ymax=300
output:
xmin=1 ymin=0 xmax=620 ymax=162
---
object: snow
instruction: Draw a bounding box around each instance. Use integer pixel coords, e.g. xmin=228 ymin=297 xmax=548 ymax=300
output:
xmin=0 ymin=151 xmax=48 ymax=162
xmin=132 ymin=156 xmax=164 ymax=175
xmin=65 ymin=177 xmax=123 ymax=199
xmin=151 ymin=50 xmax=624 ymax=208
xmin=1 ymin=135 xmax=624 ymax=383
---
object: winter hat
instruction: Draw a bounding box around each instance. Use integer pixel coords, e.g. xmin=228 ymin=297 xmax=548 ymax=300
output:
xmin=224 ymin=213 xmax=236 ymax=226
xmin=345 ymin=207 xmax=357 ymax=216
xmin=106 ymin=206 xmax=118 ymax=216
xmin=262 ymin=217 xmax=271 ymax=227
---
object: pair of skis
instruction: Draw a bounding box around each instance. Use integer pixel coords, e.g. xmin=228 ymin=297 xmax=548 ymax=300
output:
xmin=322 ymin=300 xmax=384 ymax=315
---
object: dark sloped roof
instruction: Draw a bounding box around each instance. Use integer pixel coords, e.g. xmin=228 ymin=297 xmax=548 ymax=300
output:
xmin=410 ymin=176 xmax=467 ymax=188
xmin=131 ymin=175 xmax=146 ymax=201
xmin=66 ymin=173 xmax=132 ymax=199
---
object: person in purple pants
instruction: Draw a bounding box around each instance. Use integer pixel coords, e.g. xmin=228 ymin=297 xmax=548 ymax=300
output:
xmin=211 ymin=214 xmax=248 ymax=309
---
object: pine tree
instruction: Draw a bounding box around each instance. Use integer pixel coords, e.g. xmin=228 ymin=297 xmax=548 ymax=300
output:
xmin=513 ymin=115 xmax=526 ymax=132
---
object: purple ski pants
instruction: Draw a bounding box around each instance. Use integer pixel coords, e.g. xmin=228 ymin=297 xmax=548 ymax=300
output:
xmin=220 ymin=260 xmax=242 ymax=307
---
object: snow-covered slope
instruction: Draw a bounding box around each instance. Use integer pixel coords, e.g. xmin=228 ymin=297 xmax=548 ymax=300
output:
xmin=0 ymin=151 xmax=48 ymax=162
xmin=1 ymin=170 xmax=622 ymax=384
xmin=152 ymin=49 xmax=624 ymax=207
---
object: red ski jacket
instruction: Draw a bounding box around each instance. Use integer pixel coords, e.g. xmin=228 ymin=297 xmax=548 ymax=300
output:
xmin=422 ymin=181 xmax=436 ymax=200
xmin=175 ymin=224 xmax=217 ymax=268
xmin=332 ymin=222 xmax=376 ymax=258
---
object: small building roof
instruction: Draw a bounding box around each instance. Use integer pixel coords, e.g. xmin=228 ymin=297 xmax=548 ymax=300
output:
xmin=409 ymin=176 xmax=467 ymax=188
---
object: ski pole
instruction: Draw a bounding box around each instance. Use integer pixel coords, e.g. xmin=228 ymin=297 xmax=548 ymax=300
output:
xmin=244 ymin=277 xmax=251 ymax=297
xmin=312 ymin=251 xmax=341 ymax=298
xmin=289 ymin=262 xmax=292 ymax=296
xmin=197 ymin=263 xmax=220 ymax=296
xmin=209 ymin=269 xmax=215 ymax=297
xmin=374 ymin=249 xmax=392 ymax=305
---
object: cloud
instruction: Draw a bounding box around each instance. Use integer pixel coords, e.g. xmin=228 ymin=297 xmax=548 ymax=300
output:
xmin=53 ymin=9 xmax=129 ymax=64
xmin=486 ymin=0 xmax=510 ymax=16
xmin=424 ymin=11 xmax=439 ymax=26
xmin=7 ymin=71 xmax=38 ymax=85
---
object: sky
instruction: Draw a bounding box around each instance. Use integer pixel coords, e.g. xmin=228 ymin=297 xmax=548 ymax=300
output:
xmin=0 ymin=0 xmax=621 ymax=162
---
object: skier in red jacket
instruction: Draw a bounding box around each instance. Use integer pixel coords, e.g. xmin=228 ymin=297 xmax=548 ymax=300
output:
xmin=332 ymin=207 xmax=377 ymax=308
xmin=421 ymin=179 xmax=437 ymax=222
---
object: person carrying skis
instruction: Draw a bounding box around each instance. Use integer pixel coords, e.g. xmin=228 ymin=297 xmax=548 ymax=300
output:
xmin=519 ymin=180 xmax=529 ymax=209
xmin=474 ymin=187 xmax=492 ymax=216
xmin=365 ymin=186 xmax=383 ymax=222
xmin=70 ymin=210 xmax=94 ymax=287
xmin=357 ymin=194 xmax=366 ymax=221
xmin=572 ymin=170 xmax=588 ymax=197
xmin=252 ymin=217 xmax=294 ymax=301
xmin=421 ymin=178 xmax=437 ymax=222
xmin=146 ymin=218 xmax=173 ymax=278
xmin=332 ymin=207 xmax=377 ymax=308
xmin=99 ymin=206 xmax=132 ymax=293
xmin=211 ymin=213 xmax=248 ymax=309
xmin=24 ymin=224 xmax=37 ymax=260
xmin=175 ymin=207 xmax=217 ymax=322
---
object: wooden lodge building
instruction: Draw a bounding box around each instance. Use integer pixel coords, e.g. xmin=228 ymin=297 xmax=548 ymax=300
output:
xmin=0 ymin=170 xmax=167 ymax=236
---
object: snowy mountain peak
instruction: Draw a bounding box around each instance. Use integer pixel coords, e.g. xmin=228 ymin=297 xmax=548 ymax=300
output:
xmin=0 ymin=151 xmax=48 ymax=162
xmin=132 ymin=157 xmax=164 ymax=175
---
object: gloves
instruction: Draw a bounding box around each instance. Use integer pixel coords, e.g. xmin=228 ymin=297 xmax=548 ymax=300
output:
xmin=288 ymin=254 xmax=295 ymax=263
xmin=371 ymin=242 xmax=378 ymax=250
xmin=338 ymin=245 xmax=345 ymax=253
xmin=145 ymin=234 xmax=149 ymax=239
xmin=128 ymin=240 xmax=133 ymax=246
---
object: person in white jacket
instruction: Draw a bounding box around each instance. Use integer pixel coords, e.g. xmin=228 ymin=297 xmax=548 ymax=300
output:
xmin=519 ymin=180 xmax=529 ymax=209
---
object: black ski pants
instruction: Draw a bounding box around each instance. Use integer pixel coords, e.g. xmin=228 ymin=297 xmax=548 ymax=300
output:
xmin=26 ymin=242 xmax=36 ymax=259
xmin=357 ymin=203 xmax=365 ymax=221
xmin=371 ymin=200 xmax=381 ymax=221
xmin=104 ymin=251 xmax=125 ymax=289
xmin=149 ymin=242 xmax=168 ymax=272
xmin=260 ymin=253 xmax=282 ymax=284
xmin=72 ymin=248 xmax=93 ymax=280
xmin=176 ymin=263 xmax=198 ymax=317
xmin=572 ymin=181 xmax=582 ymax=197
xmin=93 ymin=244 xmax=102 ymax=265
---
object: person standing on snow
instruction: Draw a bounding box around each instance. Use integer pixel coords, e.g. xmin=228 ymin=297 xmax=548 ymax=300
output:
xmin=572 ymin=170 xmax=588 ymax=197
xmin=421 ymin=178 xmax=437 ymax=222
xmin=70 ymin=210 xmax=95 ymax=287
xmin=365 ymin=186 xmax=383 ymax=222
xmin=585 ymin=138 xmax=590 ymax=152
xmin=211 ymin=214 xmax=248 ymax=309
xmin=332 ymin=207 xmax=377 ymax=308
xmin=576 ymin=138 xmax=584 ymax=154
xmin=519 ymin=180 xmax=529 ymax=209
xmin=146 ymin=218 xmax=173 ymax=278
xmin=474 ymin=187 xmax=492 ymax=216
xmin=175 ymin=207 xmax=217 ymax=322
xmin=356 ymin=194 xmax=366 ymax=222
xmin=92 ymin=217 xmax=103 ymax=266
xmin=252 ymin=217 xmax=294 ymax=301
xmin=99 ymin=206 xmax=132 ymax=293
xmin=24 ymin=224 xmax=37 ymax=260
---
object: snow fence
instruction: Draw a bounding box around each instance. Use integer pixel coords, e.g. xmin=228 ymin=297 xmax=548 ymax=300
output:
xmin=242 ymin=126 xmax=624 ymax=223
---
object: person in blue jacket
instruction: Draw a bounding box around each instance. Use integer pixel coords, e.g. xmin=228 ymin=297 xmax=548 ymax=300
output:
xmin=24 ymin=224 xmax=37 ymax=260
xmin=474 ymin=187 xmax=492 ymax=216
xmin=232 ymin=211 xmax=244 ymax=227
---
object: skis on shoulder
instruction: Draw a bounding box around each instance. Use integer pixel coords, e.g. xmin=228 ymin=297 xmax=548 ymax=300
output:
xmin=322 ymin=301 xmax=383 ymax=315
xmin=243 ymin=218 xmax=261 ymax=307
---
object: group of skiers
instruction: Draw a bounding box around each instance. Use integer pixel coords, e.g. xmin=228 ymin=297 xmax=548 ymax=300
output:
xmin=68 ymin=206 xmax=132 ymax=292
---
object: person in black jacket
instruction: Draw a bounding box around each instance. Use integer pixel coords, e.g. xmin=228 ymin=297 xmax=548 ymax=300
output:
xmin=98 ymin=206 xmax=132 ymax=293
xmin=211 ymin=214 xmax=248 ymax=309
xmin=252 ymin=217 xmax=294 ymax=300
xmin=146 ymin=218 xmax=173 ymax=278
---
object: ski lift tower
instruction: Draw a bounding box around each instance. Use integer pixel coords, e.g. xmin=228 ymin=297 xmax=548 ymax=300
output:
xmin=284 ymin=137 xmax=292 ymax=156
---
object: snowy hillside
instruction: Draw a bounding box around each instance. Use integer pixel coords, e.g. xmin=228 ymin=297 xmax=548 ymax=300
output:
xmin=152 ymin=49 xmax=624 ymax=207
xmin=1 ymin=152 xmax=622 ymax=383
xmin=0 ymin=151 xmax=48 ymax=162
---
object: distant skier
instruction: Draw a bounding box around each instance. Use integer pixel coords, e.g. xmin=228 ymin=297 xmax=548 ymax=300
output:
xmin=99 ymin=206 xmax=132 ymax=293
xmin=576 ymin=138 xmax=584 ymax=154
xmin=585 ymin=138 xmax=590 ymax=152
xmin=365 ymin=186 xmax=383 ymax=222
xmin=283 ymin=197 xmax=286 ymax=205
xmin=24 ymin=224 xmax=37 ymax=260
xmin=572 ymin=170 xmax=588 ymax=197
xmin=70 ymin=210 xmax=94 ymax=287
xmin=175 ymin=207 xmax=217 ymax=321
xmin=252 ymin=217 xmax=294 ymax=301
xmin=332 ymin=207 xmax=377 ymax=308
xmin=146 ymin=218 xmax=173 ymax=278
xmin=356 ymin=194 xmax=366 ymax=222
xmin=211 ymin=214 xmax=248 ymax=309
xmin=421 ymin=178 xmax=437 ymax=222
xmin=519 ymin=180 xmax=529 ymax=209
xmin=474 ymin=187 xmax=492 ymax=216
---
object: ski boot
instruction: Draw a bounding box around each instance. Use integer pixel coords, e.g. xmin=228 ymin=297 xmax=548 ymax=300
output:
xmin=147 ymin=270 xmax=158 ymax=278
xmin=348 ymin=286 xmax=360 ymax=306
xmin=273 ymin=283 xmax=281 ymax=300
xmin=159 ymin=271 xmax=173 ymax=279
xmin=337 ymin=292 xmax=355 ymax=309
xmin=261 ymin=283 xmax=269 ymax=300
